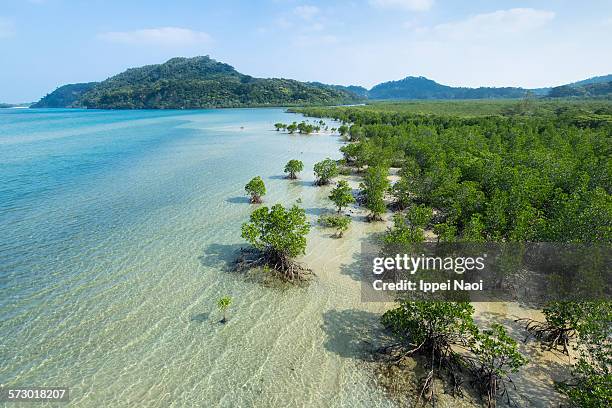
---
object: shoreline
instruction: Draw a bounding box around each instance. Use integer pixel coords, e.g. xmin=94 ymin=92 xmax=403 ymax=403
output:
xmin=288 ymin=115 xmax=568 ymax=407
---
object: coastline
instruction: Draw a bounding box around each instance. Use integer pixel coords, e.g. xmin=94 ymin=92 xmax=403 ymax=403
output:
xmin=290 ymin=115 xmax=569 ymax=407
xmin=0 ymin=108 xmax=583 ymax=407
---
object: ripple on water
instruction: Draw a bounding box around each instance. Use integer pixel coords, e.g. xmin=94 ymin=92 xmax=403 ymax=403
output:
xmin=0 ymin=109 xmax=396 ymax=407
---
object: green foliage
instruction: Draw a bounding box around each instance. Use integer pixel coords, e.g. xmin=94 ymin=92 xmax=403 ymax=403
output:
xmin=383 ymin=301 xmax=528 ymax=406
xmin=296 ymin=101 xmax=612 ymax=243
xmin=286 ymin=122 xmax=298 ymax=134
xmin=360 ymin=165 xmax=390 ymax=221
xmin=349 ymin=125 xmax=365 ymax=141
xmin=549 ymin=81 xmax=612 ymax=98
xmin=284 ymin=159 xmax=304 ymax=179
xmin=340 ymin=142 xmax=371 ymax=170
xmin=31 ymin=82 xmax=98 ymax=108
xmin=384 ymin=204 xmax=433 ymax=245
xmin=241 ymin=204 xmax=310 ymax=260
xmin=274 ymin=122 xmax=286 ymax=131
xmin=390 ymin=177 xmax=412 ymax=210
xmin=338 ymin=124 xmax=349 ymax=136
xmin=318 ymin=213 xmax=351 ymax=237
xmin=368 ymin=76 xmax=527 ymax=100
xmin=297 ymin=121 xmax=317 ymax=134
xmin=433 ymin=222 xmax=457 ymax=243
xmin=313 ymin=158 xmax=339 ymax=186
xmin=245 ymin=176 xmax=266 ymax=203
xmin=61 ymin=56 xmax=358 ymax=109
xmin=557 ymin=358 xmax=612 ymax=407
xmin=296 ymin=100 xmax=611 ymax=406
xmin=549 ymin=302 xmax=612 ymax=407
xmin=518 ymin=301 xmax=611 ymax=407
xmin=382 ymin=301 xmax=477 ymax=347
xmin=217 ymin=295 xmax=232 ymax=323
xmin=328 ymin=180 xmax=355 ymax=212
xmin=470 ymin=324 xmax=528 ymax=407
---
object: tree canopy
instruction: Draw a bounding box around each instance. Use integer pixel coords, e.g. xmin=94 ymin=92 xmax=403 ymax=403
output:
xmin=328 ymin=180 xmax=355 ymax=212
xmin=240 ymin=204 xmax=311 ymax=280
xmin=284 ymin=159 xmax=304 ymax=179
xmin=245 ymin=176 xmax=266 ymax=203
xmin=314 ymin=158 xmax=339 ymax=186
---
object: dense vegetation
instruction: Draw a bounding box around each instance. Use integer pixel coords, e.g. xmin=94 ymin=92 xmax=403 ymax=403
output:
xmin=34 ymin=57 xmax=359 ymax=109
xmin=549 ymin=81 xmax=612 ymax=98
xmin=354 ymin=75 xmax=611 ymax=100
xmin=368 ymin=76 xmax=529 ymax=100
xmin=313 ymin=158 xmax=339 ymax=186
xmin=274 ymin=121 xmax=322 ymax=134
xmin=31 ymin=82 xmax=98 ymax=108
xmin=31 ymin=57 xmax=610 ymax=109
xmin=382 ymin=301 xmax=527 ymax=407
xmin=297 ymin=100 xmax=611 ymax=242
xmin=294 ymin=99 xmax=611 ymax=406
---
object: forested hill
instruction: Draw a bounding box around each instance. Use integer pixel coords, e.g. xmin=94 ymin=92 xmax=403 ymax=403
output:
xmin=31 ymin=57 xmax=612 ymax=108
xmin=34 ymin=56 xmax=360 ymax=109
xmin=31 ymin=82 xmax=98 ymax=108
xmin=548 ymin=80 xmax=612 ymax=98
xmin=367 ymin=76 xmax=527 ymax=99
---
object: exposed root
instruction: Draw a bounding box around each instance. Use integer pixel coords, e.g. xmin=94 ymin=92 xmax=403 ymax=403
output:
xmin=377 ymin=339 xmax=469 ymax=407
xmin=366 ymin=213 xmax=384 ymax=222
xmin=515 ymin=317 xmax=575 ymax=355
xmin=235 ymin=248 xmax=313 ymax=282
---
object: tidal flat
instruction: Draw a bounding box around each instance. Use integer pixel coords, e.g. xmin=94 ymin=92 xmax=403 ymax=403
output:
xmin=0 ymin=107 xmax=566 ymax=407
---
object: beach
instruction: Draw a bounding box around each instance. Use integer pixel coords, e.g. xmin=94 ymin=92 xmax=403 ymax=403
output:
xmin=0 ymin=107 xmax=570 ymax=407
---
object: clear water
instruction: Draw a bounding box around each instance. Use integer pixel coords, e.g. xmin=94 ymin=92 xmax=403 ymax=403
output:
xmin=0 ymin=108 xmax=394 ymax=407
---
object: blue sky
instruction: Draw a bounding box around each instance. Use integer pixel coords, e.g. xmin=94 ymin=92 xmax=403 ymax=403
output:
xmin=1 ymin=0 xmax=611 ymax=102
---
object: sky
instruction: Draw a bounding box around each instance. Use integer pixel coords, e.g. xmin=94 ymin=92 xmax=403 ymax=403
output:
xmin=1 ymin=0 xmax=612 ymax=102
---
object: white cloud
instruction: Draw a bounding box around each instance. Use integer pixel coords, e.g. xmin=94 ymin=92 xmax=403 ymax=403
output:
xmin=432 ymin=8 xmax=555 ymax=40
xmin=294 ymin=5 xmax=320 ymax=20
xmin=369 ymin=0 xmax=434 ymax=12
xmin=98 ymin=27 xmax=211 ymax=47
xmin=0 ymin=18 xmax=15 ymax=39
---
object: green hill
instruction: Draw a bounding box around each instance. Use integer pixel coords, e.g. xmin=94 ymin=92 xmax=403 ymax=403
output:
xmin=367 ymin=76 xmax=527 ymax=100
xmin=570 ymin=74 xmax=612 ymax=87
xmin=548 ymin=80 xmax=612 ymax=98
xmin=31 ymin=82 xmax=98 ymax=108
xmin=37 ymin=56 xmax=360 ymax=109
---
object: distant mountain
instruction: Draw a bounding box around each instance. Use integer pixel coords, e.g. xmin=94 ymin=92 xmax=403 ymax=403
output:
xmin=31 ymin=58 xmax=611 ymax=108
xmin=548 ymin=81 xmax=612 ymax=98
xmin=35 ymin=56 xmax=359 ymax=109
xmin=367 ymin=76 xmax=527 ymax=100
xmin=570 ymin=74 xmax=612 ymax=87
xmin=308 ymin=82 xmax=369 ymax=99
xmin=31 ymin=82 xmax=98 ymax=108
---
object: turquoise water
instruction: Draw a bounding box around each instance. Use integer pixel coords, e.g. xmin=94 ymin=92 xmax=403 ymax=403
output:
xmin=0 ymin=108 xmax=393 ymax=407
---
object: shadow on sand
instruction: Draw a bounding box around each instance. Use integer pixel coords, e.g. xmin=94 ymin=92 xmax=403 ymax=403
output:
xmin=190 ymin=312 xmax=210 ymax=323
xmin=321 ymin=308 xmax=392 ymax=361
xmin=198 ymin=243 xmax=244 ymax=269
xmin=226 ymin=196 xmax=250 ymax=204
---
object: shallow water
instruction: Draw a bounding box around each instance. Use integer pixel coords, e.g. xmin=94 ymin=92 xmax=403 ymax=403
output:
xmin=0 ymin=108 xmax=396 ymax=407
